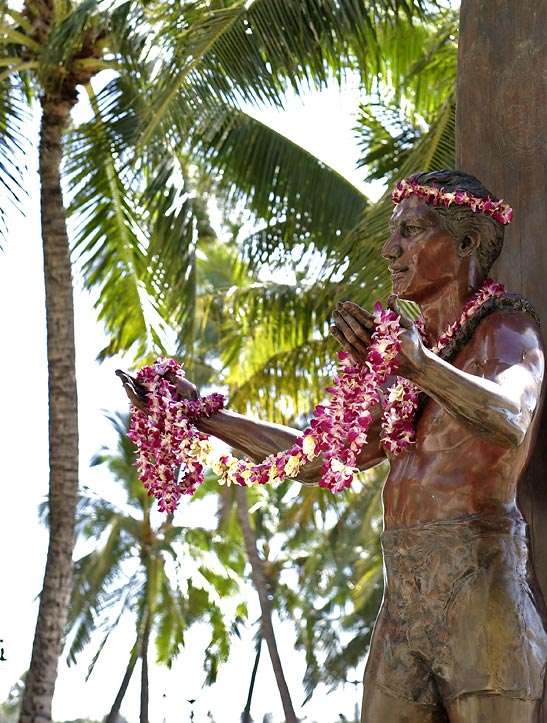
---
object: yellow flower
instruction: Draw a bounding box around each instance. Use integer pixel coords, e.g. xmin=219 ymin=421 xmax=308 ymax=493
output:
xmin=211 ymin=458 xmax=228 ymax=476
xmin=284 ymin=454 xmax=302 ymax=477
xmin=218 ymin=456 xmax=240 ymax=486
xmin=302 ymin=434 xmax=317 ymax=460
xmin=190 ymin=438 xmax=215 ymax=461
xmin=387 ymin=384 xmax=406 ymax=402
xmin=268 ymin=465 xmax=280 ymax=484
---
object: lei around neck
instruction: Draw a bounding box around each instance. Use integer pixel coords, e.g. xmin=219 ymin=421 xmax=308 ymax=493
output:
xmin=128 ymin=279 xmax=505 ymax=513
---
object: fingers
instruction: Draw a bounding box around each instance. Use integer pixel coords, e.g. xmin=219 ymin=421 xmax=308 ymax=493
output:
xmin=331 ymin=301 xmax=375 ymax=363
xmin=116 ymin=367 xmax=201 ymax=417
xmin=387 ymin=294 xmax=413 ymax=330
xmin=164 ymin=370 xmax=200 ymax=400
xmin=330 ymin=297 xmax=414 ymax=363
xmin=115 ymin=369 xmax=133 ymax=386
xmin=330 ymin=324 xmax=363 ymax=364
xmin=337 ymin=300 xmax=375 ymax=329
xmin=115 ymin=369 xmax=145 ymax=392
xmin=116 ymin=369 xmax=148 ymax=413
xmin=124 ymin=383 xmax=148 ymax=413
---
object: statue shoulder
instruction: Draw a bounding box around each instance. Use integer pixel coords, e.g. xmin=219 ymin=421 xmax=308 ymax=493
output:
xmin=440 ymin=293 xmax=542 ymax=364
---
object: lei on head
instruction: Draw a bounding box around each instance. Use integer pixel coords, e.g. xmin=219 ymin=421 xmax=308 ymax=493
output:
xmin=127 ymin=279 xmax=506 ymax=513
xmin=392 ymin=178 xmax=513 ymax=226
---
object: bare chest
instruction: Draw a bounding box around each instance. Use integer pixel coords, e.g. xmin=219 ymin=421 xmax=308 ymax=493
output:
xmin=382 ymin=398 xmax=524 ymax=526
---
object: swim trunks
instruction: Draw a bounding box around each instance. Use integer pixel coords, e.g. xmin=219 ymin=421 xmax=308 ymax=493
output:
xmin=364 ymin=514 xmax=547 ymax=707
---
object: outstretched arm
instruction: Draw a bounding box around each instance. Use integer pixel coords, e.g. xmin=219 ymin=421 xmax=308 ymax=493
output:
xmin=197 ymin=409 xmax=324 ymax=484
xmin=116 ymin=364 xmax=386 ymax=484
xmin=116 ymin=369 xmax=324 ymax=484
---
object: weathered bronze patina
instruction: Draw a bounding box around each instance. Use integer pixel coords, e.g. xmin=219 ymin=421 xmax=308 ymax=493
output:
xmin=119 ymin=170 xmax=547 ymax=722
xmin=331 ymin=170 xmax=547 ymax=722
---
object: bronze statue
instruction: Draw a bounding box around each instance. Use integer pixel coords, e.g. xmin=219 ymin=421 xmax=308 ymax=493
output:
xmin=119 ymin=170 xmax=547 ymax=722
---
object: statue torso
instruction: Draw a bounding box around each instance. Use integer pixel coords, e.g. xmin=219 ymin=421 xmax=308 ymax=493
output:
xmin=382 ymin=307 xmax=544 ymax=529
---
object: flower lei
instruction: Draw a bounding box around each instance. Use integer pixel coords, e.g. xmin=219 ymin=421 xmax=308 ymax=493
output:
xmin=381 ymin=277 xmax=506 ymax=452
xmin=128 ymin=279 xmax=505 ymax=512
xmin=392 ymin=178 xmax=513 ymax=226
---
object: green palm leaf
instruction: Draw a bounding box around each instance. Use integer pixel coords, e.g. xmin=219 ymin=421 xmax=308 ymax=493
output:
xmin=325 ymin=93 xmax=456 ymax=312
xmin=66 ymin=412 xmax=249 ymax=690
xmin=0 ymin=78 xmax=31 ymax=236
xmin=191 ymin=106 xmax=368 ymax=258
xmin=140 ymin=0 xmax=431 ymax=143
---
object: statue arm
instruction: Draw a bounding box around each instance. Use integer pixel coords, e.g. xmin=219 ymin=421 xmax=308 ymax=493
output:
xmin=197 ymin=410 xmax=322 ymax=485
xmin=117 ymin=368 xmax=387 ymax=486
xmin=197 ymin=406 xmax=386 ymax=485
xmin=407 ymin=313 xmax=545 ymax=446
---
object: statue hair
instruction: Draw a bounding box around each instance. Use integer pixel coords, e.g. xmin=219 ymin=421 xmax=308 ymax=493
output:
xmin=407 ymin=170 xmax=505 ymax=276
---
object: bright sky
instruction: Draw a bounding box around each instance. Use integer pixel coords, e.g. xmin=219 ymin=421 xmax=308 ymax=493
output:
xmin=0 ymin=82 xmax=371 ymax=722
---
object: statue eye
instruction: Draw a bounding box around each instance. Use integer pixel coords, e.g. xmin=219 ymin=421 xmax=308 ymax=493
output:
xmin=405 ymin=224 xmax=422 ymax=236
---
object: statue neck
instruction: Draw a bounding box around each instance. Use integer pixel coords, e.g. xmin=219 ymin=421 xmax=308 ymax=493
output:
xmin=420 ymin=267 xmax=485 ymax=345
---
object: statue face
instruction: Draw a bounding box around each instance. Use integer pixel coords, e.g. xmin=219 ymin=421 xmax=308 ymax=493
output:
xmin=382 ymin=196 xmax=461 ymax=303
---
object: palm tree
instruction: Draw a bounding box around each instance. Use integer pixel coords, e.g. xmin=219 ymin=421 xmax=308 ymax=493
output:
xmin=66 ymin=412 xmax=247 ymax=723
xmin=0 ymin=1 xmax=451 ymax=719
xmin=234 ymin=485 xmax=299 ymax=722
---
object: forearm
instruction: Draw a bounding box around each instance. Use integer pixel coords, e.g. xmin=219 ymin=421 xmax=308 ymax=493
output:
xmin=196 ymin=409 xmax=323 ymax=484
xmin=410 ymin=349 xmax=528 ymax=446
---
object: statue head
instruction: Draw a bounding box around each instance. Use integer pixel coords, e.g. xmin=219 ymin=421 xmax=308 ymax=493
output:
xmin=392 ymin=170 xmax=510 ymax=276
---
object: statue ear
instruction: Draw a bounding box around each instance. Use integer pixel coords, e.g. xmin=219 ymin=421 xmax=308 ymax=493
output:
xmin=458 ymin=233 xmax=480 ymax=257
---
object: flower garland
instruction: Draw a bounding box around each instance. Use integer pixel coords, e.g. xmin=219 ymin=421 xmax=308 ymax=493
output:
xmin=380 ymin=277 xmax=506 ymax=452
xmin=128 ymin=279 xmax=505 ymax=512
xmin=392 ymin=178 xmax=513 ymax=226
xmin=128 ymin=304 xmax=401 ymax=511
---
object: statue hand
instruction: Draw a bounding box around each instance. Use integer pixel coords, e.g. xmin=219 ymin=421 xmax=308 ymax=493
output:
xmin=116 ymin=368 xmax=200 ymax=414
xmin=163 ymin=370 xmax=200 ymax=401
xmin=115 ymin=370 xmax=148 ymax=413
xmin=330 ymin=300 xmax=375 ymax=365
xmin=386 ymin=295 xmax=425 ymax=377
xmin=330 ymin=296 xmax=424 ymax=378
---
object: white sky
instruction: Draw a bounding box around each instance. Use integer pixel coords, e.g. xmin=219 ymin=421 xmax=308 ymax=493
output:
xmin=0 ymin=82 xmax=371 ymax=722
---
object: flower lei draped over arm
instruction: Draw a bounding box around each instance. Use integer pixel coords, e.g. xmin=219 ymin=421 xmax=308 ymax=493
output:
xmin=127 ymin=280 xmax=505 ymax=513
xmin=128 ymin=303 xmax=402 ymax=512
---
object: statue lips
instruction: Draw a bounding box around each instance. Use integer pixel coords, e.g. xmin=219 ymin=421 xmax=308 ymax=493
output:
xmin=389 ymin=266 xmax=409 ymax=296
xmin=390 ymin=266 xmax=408 ymax=280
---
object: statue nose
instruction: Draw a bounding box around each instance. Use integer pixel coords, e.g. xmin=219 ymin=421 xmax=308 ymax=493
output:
xmin=382 ymin=235 xmax=402 ymax=260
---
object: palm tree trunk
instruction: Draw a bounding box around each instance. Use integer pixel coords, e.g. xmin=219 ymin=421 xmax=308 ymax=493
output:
xmin=20 ymin=95 xmax=79 ymax=723
xmin=241 ymin=639 xmax=262 ymax=723
xmin=235 ymin=487 xmax=298 ymax=723
xmin=140 ymin=612 xmax=151 ymax=723
xmin=106 ymin=645 xmax=139 ymax=723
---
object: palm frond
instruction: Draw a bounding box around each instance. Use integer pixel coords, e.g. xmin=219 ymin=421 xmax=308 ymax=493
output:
xmin=212 ymin=278 xmax=342 ymax=419
xmin=138 ymin=157 xmax=219 ymax=349
xmin=37 ymin=0 xmax=111 ymax=90
xmin=0 ymin=77 xmax=31 ymax=239
xmin=323 ymin=93 xmax=456 ymax=311
xmin=66 ymin=79 xmax=176 ymax=361
xmin=190 ymin=106 xmax=367 ymax=259
xmin=141 ymin=0 xmax=432 ymax=143
xmin=369 ymin=5 xmax=457 ymax=119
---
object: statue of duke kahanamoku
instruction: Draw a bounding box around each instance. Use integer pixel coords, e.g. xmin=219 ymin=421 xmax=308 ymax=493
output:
xmin=120 ymin=170 xmax=547 ymax=722
xmin=330 ymin=170 xmax=547 ymax=722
